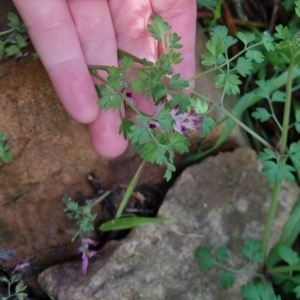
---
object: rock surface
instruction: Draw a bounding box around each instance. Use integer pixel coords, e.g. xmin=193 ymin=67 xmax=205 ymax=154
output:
xmin=38 ymin=148 xmax=300 ymax=300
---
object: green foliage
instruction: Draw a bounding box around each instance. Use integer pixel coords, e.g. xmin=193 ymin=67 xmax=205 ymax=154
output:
xmin=200 ymin=116 xmax=216 ymax=138
xmin=242 ymin=239 xmax=264 ymax=263
xmin=196 ymin=0 xmax=218 ymax=12
xmin=97 ymin=86 xmax=122 ymax=110
xmin=289 ymin=143 xmax=300 ymax=176
xmin=219 ymin=272 xmax=234 ymax=289
xmin=251 ymin=108 xmax=271 ymax=122
xmin=278 ymin=244 xmax=300 ymax=265
xmin=63 ymin=196 xmax=96 ymax=240
xmin=119 ymin=117 xmax=134 ymax=140
xmin=258 ymin=148 xmax=295 ymax=183
xmin=241 ymin=283 xmax=281 ymax=300
xmin=295 ymin=108 xmax=300 ymax=133
xmin=0 ymin=274 xmax=28 ymax=300
xmin=296 ymin=0 xmax=300 ymax=17
xmin=0 ymin=13 xmax=28 ymax=59
xmin=215 ymin=246 xmax=228 ymax=263
xmin=195 ymin=246 xmax=215 ymax=270
xmin=0 ymin=132 xmax=13 ymax=164
xmin=147 ymin=15 xmax=171 ymax=42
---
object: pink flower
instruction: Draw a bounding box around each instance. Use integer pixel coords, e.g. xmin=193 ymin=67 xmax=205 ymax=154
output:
xmin=148 ymin=101 xmax=204 ymax=136
xmin=77 ymin=238 xmax=99 ymax=275
xmin=171 ymin=105 xmax=204 ymax=137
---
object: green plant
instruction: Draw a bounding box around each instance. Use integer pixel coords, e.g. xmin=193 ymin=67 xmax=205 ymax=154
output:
xmin=63 ymin=161 xmax=171 ymax=274
xmin=0 ymin=274 xmax=28 ymax=300
xmin=60 ymin=2 xmax=300 ymax=292
xmin=191 ymin=1 xmax=300 ymax=298
xmin=0 ymin=132 xmax=13 ymax=164
xmin=0 ymin=13 xmax=28 ymax=59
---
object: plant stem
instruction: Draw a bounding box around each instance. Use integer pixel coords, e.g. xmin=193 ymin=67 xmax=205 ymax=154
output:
xmin=268 ymin=263 xmax=300 ymax=274
xmin=0 ymin=28 xmax=15 ymax=35
xmin=89 ymin=190 xmax=112 ymax=207
xmin=188 ymin=42 xmax=262 ymax=82
xmin=90 ymin=70 xmax=108 ymax=85
xmin=261 ymin=182 xmax=282 ymax=257
xmin=115 ymin=160 xmax=146 ymax=219
xmin=280 ymin=54 xmax=294 ymax=154
xmin=187 ymin=88 xmax=273 ymax=149
xmin=261 ymin=54 xmax=295 ymax=258
xmin=214 ymin=261 xmax=263 ymax=277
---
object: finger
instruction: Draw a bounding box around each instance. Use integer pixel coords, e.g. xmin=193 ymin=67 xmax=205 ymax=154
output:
xmin=67 ymin=0 xmax=128 ymax=157
xmin=151 ymin=0 xmax=197 ymax=88
xmin=108 ymin=0 xmax=156 ymax=115
xmin=12 ymin=0 xmax=99 ymax=123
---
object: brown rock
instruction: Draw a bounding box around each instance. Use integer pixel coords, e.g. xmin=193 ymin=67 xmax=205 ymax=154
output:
xmin=38 ymin=148 xmax=300 ymax=300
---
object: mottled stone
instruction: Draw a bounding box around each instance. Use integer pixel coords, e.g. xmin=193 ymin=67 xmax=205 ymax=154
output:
xmin=38 ymin=148 xmax=300 ymax=300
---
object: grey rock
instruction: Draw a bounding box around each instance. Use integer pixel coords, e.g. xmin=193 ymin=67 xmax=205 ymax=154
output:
xmin=38 ymin=148 xmax=300 ymax=300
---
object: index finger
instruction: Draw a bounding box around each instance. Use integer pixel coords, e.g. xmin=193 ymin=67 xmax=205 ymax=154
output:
xmin=12 ymin=0 xmax=99 ymax=123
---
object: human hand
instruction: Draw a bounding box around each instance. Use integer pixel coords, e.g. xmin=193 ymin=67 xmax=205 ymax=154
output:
xmin=12 ymin=0 xmax=196 ymax=157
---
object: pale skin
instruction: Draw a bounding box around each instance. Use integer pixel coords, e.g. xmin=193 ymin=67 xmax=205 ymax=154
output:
xmin=12 ymin=0 xmax=196 ymax=157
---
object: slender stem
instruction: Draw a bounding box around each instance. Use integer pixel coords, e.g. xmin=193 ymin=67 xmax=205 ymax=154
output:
xmin=88 ymin=65 xmax=111 ymax=71
xmin=267 ymin=98 xmax=282 ymax=131
xmin=89 ymin=191 xmax=112 ymax=207
xmin=0 ymin=28 xmax=15 ymax=35
xmin=188 ymin=42 xmax=262 ymax=82
xmin=214 ymin=261 xmax=264 ymax=278
xmin=261 ymin=182 xmax=282 ymax=257
xmin=187 ymin=88 xmax=273 ymax=150
xmin=280 ymin=54 xmax=294 ymax=153
xmin=115 ymin=160 xmax=146 ymax=219
xmin=120 ymin=93 xmax=142 ymax=116
xmin=261 ymin=54 xmax=295 ymax=258
xmin=268 ymin=263 xmax=300 ymax=274
xmin=90 ymin=70 xmax=108 ymax=85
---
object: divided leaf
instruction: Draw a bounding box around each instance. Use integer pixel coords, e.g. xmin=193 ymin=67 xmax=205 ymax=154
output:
xmin=195 ymin=246 xmax=215 ymax=270
xmin=242 ymin=239 xmax=263 ymax=263
xmin=237 ymin=32 xmax=255 ymax=46
xmin=147 ymin=15 xmax=171 ymax=41
xmin=251 ymin=108 xmax=271 ymax=122
xmin=169 ymin=132 xmax=189 ymax=154
xmin=167 ymin=33 xmax=182 ymax=49
xmin=215 ymin=246 xmax=228 ymax=263
xmin=262 ymin=161 xmax=295 ymax=183
xmin=289 ymin=143 xmax=300 ymax=171
xmin=215 ymin=73 xmax=242 ymax=95
xmin=219 ymin=273 xmax=234 ymax=289
xmin=246 ymin=50 xmax=264 ymax=63
xmin=262 ymin=35 xmax=274 ymax=51
xmin=200 ymin=116 xmax=216 ymax=138
xmin=7 ymin=12 xmax=20 ymax=29
xmin=169 ymin=73 xmax=189 ymax=90
xmin=236 ymin=57 xmax=253 ymax=77
xmin=119 ymin=117 xmax=134 ymax=140
xmin=241 ymin=283 xmax=281 ymax=300
xmin=278 ymin=244 xmax=300 ymax=265
xmin=98 ymin=87 xmax=122 ymax=110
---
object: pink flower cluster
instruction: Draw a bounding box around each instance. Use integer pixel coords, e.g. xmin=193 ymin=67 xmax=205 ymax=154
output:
xmin=149 ymin=101 xmax=204 ymax=136
xmin=77 ymin=238 xmax=99 ymax=275
xmin=170 ymin=105 xmax=204 ymax=137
